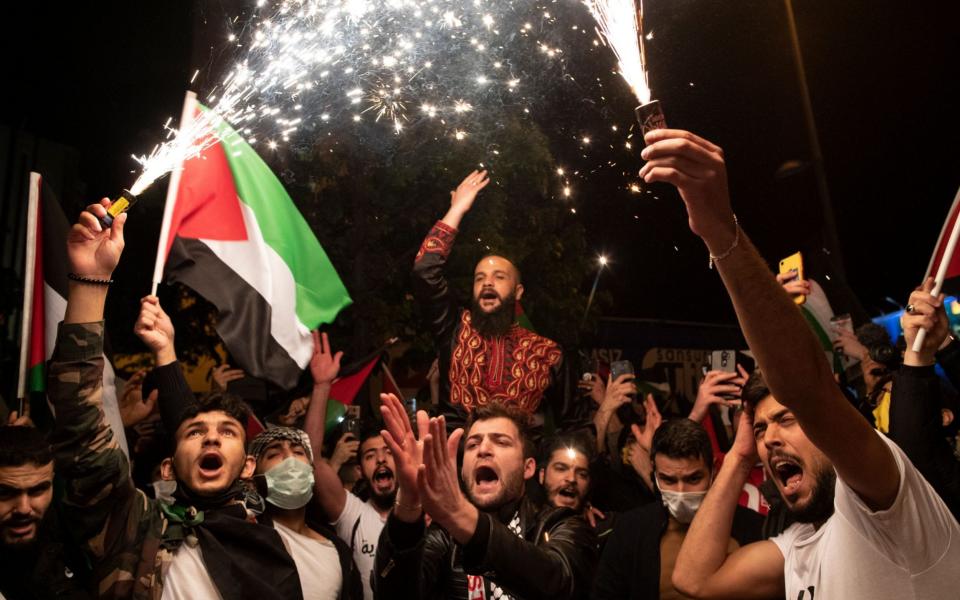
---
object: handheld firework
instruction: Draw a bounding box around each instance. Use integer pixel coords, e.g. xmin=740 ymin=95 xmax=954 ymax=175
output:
xmin=98 ymin=189 xmax=139 ymax=228
xmin=635 ymin=99 xmax=666 ymax=137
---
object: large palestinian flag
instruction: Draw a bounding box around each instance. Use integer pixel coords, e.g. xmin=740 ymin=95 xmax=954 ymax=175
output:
xmin=162 ymin=103 xmax=352 ymax=389
xmin=19 ymin=173 xmax=127 ymax=454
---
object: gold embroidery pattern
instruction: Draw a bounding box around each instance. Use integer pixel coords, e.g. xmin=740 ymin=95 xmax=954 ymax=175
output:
xmin=449 ymin=311 xmax=561 ymax=413
xmin=415 ymin=221 xmax=457 ymax=262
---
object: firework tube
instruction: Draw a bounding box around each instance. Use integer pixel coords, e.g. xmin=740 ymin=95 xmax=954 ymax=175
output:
xmin=913 ymin=202 xmax=960 ymax=352
xmin=99 ymin=189 xmax=138 ymax=228
xmin=635 ymin=100 xmax=667 ymax=138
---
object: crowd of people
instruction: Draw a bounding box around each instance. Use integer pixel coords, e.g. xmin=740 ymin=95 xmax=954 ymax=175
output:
xmin=2 ymin=129 xmax=959 ymax=599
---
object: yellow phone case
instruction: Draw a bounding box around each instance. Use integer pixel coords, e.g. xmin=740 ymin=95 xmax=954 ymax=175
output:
xmin=779 ymin=252 xmax=806 ymax=305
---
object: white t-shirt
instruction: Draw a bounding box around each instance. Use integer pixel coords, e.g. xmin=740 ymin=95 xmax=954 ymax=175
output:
xmin=332 ymin=492 xmax=387 ymax=600
xmin=274 ymin=521 xmax=342 ymax=600
xmin=162 ymin=543 xmax=223 ymax=600
xmin=771 ymin=434 xmax=960 ymax=599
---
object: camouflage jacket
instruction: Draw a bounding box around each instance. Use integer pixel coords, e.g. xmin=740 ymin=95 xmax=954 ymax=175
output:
xmin=48 ymin=322 xmax=174 ymax=599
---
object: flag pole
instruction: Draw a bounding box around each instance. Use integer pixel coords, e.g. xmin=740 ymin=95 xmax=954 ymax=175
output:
xmin=151 ymin=91 xmax=198 ymax=296
xmin=913 ymin=184 xmax=960 ymax=352
xmin=16 ymin=173 xmax=42 ymax=414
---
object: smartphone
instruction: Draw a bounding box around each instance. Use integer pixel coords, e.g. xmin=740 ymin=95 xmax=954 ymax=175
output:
xmin=344 ymin=405 xmax=361 ymax=436
xmin=710 ymin=350 xmax=737 ymax=373
xmin=610 ymin=360 xmax=635 ymax=383
xmin=779 ymin=251 xmax=806 ymax=306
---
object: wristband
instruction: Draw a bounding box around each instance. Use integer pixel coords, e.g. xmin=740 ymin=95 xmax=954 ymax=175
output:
xmin=68 ymin=273 xmax=113 ymax=286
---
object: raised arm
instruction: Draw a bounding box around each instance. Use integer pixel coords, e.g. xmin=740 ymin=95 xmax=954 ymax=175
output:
xmin=411 ymin=171 xmax=490 ymax=342
xmin=641 ymin=128 xmax=899 ymax=511
xmin=49 ymin=200 xmax=144 ymax=556
xmin=301 ymin=331 xmax=349 ymax=520
xmin=673 ymin=410 xmax=784 ymax=599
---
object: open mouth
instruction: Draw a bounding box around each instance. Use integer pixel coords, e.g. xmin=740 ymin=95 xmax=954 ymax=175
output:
xmin=372 ymin=466 xmax=395 ymax=490
xmin=474 ymin=465 xmax=500 ymax=493
xmin=197 ymin=452 xmax=224 ymax=478
xmin=557 ymin=486 xmax=578 ymax=499
xmin=771 ymin=455 xmax=803 ymax=497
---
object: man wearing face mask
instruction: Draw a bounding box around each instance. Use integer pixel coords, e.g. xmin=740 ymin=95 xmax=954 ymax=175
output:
xmin=248 ymin=427 xmax=363 ymax=600
xmin=593 ymin=419 xmax=762 ymax=599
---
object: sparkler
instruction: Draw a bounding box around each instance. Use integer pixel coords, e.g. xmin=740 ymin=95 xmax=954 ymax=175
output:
xmin=127 ymin=0 xmax=571 ymax=198
xmin=582 ymin=0 xmax=666 ymax=135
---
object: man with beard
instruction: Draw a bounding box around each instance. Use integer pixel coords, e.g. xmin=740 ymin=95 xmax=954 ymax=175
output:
xmin=593 ymin=419 xmax=762 ymax=600
xmin=49 ymin=199 xmax=307 ymax=599
xmin=302 ymin=334 xmax=397 ymax=600
xmin=0 ymin=426 xmax=90 ymax=599
xmin=412 ymin=171 xmax=576 ymax=434
xmin=248 ymin=427 xmax=364 ymax=600
xmin=632 ymin=129 xmax=960 ymax=599
xmin=374 ymin=395 xmax=597 ymax=599
xmin=538 ymin=436 xmax=592 ymax=514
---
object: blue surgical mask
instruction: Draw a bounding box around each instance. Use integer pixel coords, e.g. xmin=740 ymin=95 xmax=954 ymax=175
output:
xmin=264 ymin=457 xmax=315 ymax=510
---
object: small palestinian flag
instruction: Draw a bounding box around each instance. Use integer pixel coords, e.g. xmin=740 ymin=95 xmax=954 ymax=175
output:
xmin=19 ymin=173 xmax=127 ymax=454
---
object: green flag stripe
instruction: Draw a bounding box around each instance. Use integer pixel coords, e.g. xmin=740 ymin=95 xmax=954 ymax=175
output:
xmin=28 ymin=362 xmax=45 ymax=393
xmin=201 ymin=106 xmax=352 ymax=327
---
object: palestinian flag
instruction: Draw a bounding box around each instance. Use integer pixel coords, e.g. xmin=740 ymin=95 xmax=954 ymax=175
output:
xmin=18 ymin=173 xmax=128 ymax=454
xmin=925 ymin=184 xmax=960 ymax=284
xmin=324 ymin=355 xmax=380 ymax=432
xmin=162 ymin=103 xmax=352 ymax=390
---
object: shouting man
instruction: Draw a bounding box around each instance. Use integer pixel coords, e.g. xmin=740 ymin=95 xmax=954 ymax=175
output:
xmin=374 ymin=395 xmax=597 ymax=599
xmin=412 ymin=171 xmax=581 ymax=435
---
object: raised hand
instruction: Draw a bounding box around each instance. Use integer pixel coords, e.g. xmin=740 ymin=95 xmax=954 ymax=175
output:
xmin=730 ymin=406 xmax=760 ymax=465
xmin=599 ymin=373 xmax=636 ymax=413
xmin=119 ymin=369 xmax=159 ymax=427
xmin=211 ymin=364 xmax=245 ymax=392
xmin=902 ymin=277 xmax=950 ymax=366
xmin=578 ymin=373 xmax=606 ymax=407
xmin=449 ymin=170 xmax=490 ymax=214
xmin=67 ymin=198 xmax=126 ymax=278
xmin=689 ymin=367 xmax=746 ymax=423
xmin=832 ymin=327 xmax=867 ymax=362
xmin=639 ymin=129 xmax=735 ymax=251
xmin=417 ymin=416 xmax=474 ymax=542
xmin=134 ymin=296 xmax=176 ymax=366
xmin=379 ymin=393 xmax=429 ymax=520
xmin=635 ymin=394 xmax=663 ymax=454
xmin=329 ymin=432 xmax=360 ymax=471
xmin=776 ymin=271 xmax=812 ymax=301
xmin=310 ymin=331 xmax=342 ymax=387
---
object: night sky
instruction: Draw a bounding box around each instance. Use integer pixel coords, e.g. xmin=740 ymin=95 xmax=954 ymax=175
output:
xmin=2 ymin=1 xmax=958 ymax=331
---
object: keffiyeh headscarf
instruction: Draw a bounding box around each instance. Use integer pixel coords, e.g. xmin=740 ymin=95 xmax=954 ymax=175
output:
xmin=248 ymin=427 xmax=314 ymax=463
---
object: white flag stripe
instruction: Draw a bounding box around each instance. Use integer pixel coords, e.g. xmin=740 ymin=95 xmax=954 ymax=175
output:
xmin=199 ymin=200 xmax=313 ymax=369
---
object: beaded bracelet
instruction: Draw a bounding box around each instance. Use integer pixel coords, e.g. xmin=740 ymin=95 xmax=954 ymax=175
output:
xmin=67 ymin=273 xmax=114 ymax=286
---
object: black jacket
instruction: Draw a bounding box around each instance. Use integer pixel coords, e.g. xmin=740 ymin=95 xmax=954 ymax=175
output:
xmin=374 ymin=497 xmax=598 ymax=600
xmin=592 ymin=501 xmax=764 ymax=600
xmin=888 ymin=363 xmax=960 ymax=520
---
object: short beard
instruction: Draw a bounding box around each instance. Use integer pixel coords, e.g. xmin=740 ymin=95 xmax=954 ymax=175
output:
xmin=368 ymin=487 xmax=397 ymax=511
xmin=470 ymin=293 xmax=517 ymax=338
xmin=788 ymin=467 xmax=836 ymax=525
xmin=465 ymin=466 xmax=526 ymax=511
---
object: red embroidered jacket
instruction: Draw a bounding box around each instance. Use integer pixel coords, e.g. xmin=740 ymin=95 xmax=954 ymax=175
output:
xmin=413 ymin=221 xmax=578 ymax=432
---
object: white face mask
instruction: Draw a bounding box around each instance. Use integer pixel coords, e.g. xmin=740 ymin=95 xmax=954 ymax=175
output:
xmin=152 ymin=479 xmax=177 ymax=504
xmin=264 ymin=457 xmax=315 ymax=510
xmin=659 ymin=489 xmax=707 ymax=524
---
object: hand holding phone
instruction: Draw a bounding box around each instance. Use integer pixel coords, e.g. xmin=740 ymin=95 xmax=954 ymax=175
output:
xmin=778 ymin=252 xmax=807 ymax=306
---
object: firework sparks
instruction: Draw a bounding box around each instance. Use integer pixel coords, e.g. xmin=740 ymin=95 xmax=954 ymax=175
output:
xmin=583 ymin=0 xmax=651 ymax=104
xmin=129 ymin=0 xmax=569 ymax=194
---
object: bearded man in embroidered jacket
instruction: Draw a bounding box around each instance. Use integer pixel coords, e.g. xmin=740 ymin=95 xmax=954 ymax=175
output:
xmin=412 ymin=170 xmax=583 ymax=437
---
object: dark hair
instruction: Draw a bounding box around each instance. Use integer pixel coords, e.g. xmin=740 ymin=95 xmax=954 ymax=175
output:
xmin=741 ymin=368 xmax=772 ymax=409
xmin=856 ymin=323 xmax=900 ymax=371
xmin=0 ymin=426 xmax=53 ymax=468
xmin=175 ymin=392 xmax=251 ymax=440
xmin=358 ymin=423 xmax=384 ymax=447
xmin=539 ymin=433 xmax=595 ymax=472
xmin=650 ymin=419 xmax=714 ymax=473
xmin=467 ymin=403 xmax=534 ymax=458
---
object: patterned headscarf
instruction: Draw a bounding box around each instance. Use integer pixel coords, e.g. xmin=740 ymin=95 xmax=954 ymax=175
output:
xmin=248 ymin=426 xmax=314 ymax=463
